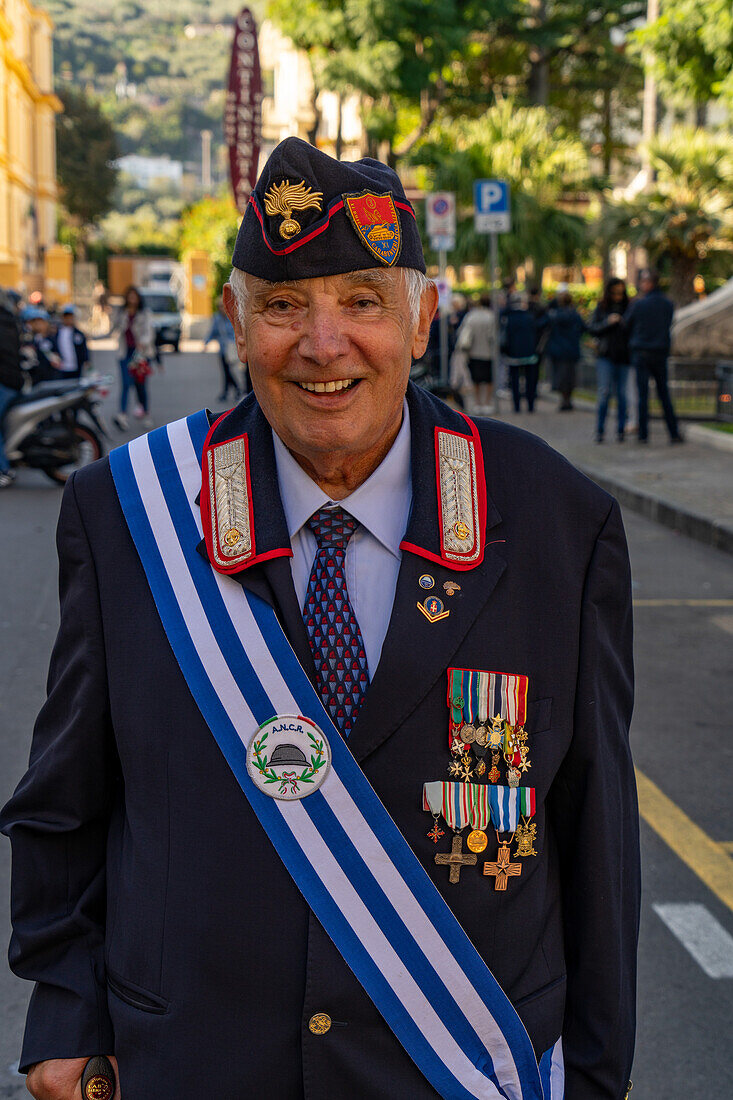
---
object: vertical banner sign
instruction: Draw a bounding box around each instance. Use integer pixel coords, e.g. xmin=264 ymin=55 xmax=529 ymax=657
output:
xmin=225 ymin=8 xmax=262 ymax=213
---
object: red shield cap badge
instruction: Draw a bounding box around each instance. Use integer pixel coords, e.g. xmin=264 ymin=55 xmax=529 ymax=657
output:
xmin=343 ymin=191 xmax=402 ymax=265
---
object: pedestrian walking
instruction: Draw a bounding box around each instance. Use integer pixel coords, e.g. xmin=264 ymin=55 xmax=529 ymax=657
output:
xmin=447 ymin=293 xmax=468 ymax=353
xmin=546 ymin=291 xmax=586 ymax=410
xmin=111 ymin=286 xmax=156 ymax=432
xmin=500 ymin=294 xmax=545 ymax=412
xmin=0 ymin=288 xmax=23 ymax=488
xmin=588 ymin=278 xmax=631 ymax=442
xmin=625 ymin=269 xmax=683 ymax=444
xmin=56 ymin=305 xmax=90 ymax=379
xmin=453 ymin=293 xmax=498 ymax=412
xmin=205 ymin=297 xmax=245 ymax=402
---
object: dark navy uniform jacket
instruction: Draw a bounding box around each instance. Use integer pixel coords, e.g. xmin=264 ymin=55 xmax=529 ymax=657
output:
xmin=1 ymin=384 xmax=640 ymax=1099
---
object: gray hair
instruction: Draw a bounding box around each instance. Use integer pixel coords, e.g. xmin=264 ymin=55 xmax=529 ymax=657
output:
xmin=228 ymin=266 xmax=432 ymax=328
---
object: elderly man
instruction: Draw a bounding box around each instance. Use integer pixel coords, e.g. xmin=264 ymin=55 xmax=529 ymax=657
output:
xmin=2 ymin=139 xmax=639 ymax=1100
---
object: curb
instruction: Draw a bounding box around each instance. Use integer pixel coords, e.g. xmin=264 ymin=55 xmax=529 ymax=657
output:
xmin=685 ymin=423 xmax=733 ymax=454
xmin=576 ymin=461 xmax=733 ymax=556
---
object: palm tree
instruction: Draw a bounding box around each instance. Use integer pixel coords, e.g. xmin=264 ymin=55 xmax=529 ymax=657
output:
xmin=604 ymin=127 xmax=733 ymax=304
xmin=411 ymin=99 xmax=591 ymax=281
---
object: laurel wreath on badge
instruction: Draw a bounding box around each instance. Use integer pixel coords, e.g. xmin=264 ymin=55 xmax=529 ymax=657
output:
xmin=251 ymin=728 xmax=327 ymax=787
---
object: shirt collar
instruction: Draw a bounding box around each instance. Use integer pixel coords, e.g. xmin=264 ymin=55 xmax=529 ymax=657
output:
xmin=272 ymin=400 xmax=412 ymax=560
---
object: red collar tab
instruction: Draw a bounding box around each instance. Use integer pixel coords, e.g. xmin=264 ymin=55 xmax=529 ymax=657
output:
xmin=400 ymin=412 xmax=487 ymax=572
xmin=200 ymin=412 xmax=256 ymax=574
xmin=199 ymin=411 xmax=293 ymax=574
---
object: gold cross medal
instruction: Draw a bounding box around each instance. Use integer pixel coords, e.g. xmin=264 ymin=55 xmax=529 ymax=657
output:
xmin=483 ymin=839 xmax=522 ymax=891
xmin=423 ymin=781 xmax=492 ymax=882
xmin=482 ymin=784 xmax=536 ymax=888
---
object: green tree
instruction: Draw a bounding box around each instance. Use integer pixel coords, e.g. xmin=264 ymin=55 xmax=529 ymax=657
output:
xmin=634 ymin=0 xmax=733 ymax=118
xmin=178 ymin=193 xmax=242 ymax=303
xmin=268 ymin=0 xmax=468 ymax=160
xmin=604 ymin=128 xmax=733 ymax=304
xmin=100 ymin=205 xmax=180 ymax=254
xmin=56 ymin=87 xmax=119 ymax=250
xmin=412 ymin=99 xmax=590 ymax=281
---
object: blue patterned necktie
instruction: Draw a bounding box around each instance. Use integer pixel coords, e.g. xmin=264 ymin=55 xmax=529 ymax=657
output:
xmin=302 ymin=507 xmax=370 ymax=736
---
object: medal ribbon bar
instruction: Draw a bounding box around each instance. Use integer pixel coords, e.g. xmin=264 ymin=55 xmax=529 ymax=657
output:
xmin=423 ymin=782 xmax=492 ymax=833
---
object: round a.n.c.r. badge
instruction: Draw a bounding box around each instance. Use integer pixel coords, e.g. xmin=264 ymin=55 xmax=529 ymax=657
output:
xmin=247 ymin=715 xmax=331 ymax=800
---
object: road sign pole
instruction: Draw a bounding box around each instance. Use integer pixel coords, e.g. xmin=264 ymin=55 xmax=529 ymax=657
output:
xmin=439 ymin=248 xmax=449 ymax=386
xmin=489 ymin=232 xmax=499 ymax=310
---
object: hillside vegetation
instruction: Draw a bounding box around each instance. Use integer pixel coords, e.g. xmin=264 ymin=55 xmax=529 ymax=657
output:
xmin=45 ymin=0 xmax=266 ymax=163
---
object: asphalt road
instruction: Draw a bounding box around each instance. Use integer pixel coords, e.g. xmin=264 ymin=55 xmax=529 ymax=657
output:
xmin=1 ymin=348 xmax=732 ymax=1097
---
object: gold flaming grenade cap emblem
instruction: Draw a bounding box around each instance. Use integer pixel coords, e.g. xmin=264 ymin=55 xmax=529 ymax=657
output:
xmin=264 ymin=179 xmax=323 ymax=239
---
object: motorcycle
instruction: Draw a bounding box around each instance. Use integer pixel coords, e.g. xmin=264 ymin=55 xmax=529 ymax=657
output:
xmin=3 ymin=374 xmax=110 ymax=485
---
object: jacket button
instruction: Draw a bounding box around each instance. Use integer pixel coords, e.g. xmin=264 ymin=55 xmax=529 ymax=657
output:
xmin=308 ymin=1013 xmax=332 ymax=1035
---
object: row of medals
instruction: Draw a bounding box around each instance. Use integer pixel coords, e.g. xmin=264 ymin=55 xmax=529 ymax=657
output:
xmin=446 ymin=711 xmax=536 ymax=862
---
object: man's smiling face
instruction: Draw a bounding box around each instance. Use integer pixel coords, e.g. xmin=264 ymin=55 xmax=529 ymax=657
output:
xmin=224 ymin=269 xmax=436 ymax=489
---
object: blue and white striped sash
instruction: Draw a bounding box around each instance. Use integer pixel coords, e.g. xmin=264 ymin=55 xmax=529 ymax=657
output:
xmin=110 ymin=411 xmax=563 ymax=1100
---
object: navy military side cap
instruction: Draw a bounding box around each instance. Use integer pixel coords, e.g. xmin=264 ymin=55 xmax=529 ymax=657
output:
xmin=232 ymin=137 xmax=426 ymax=280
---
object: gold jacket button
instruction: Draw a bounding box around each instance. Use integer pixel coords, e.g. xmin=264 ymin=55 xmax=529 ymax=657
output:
xmin=308 ymin=1013 xmax=332 ymax=1035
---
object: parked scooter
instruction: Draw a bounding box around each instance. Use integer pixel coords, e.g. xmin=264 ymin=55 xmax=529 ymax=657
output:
xmin=3 ymin=374 xmax=110 ymax=485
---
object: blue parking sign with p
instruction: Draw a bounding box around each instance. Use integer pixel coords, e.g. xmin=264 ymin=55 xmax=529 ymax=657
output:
xmin=474 ymin=180 xmax=509 ymax=212
xmin=474 ymin=179 xmax=511 ymax=233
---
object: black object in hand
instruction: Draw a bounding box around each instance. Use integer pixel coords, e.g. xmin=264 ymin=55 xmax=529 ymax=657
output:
xmin=81 ymin=1055 xmax=116 ymax=1099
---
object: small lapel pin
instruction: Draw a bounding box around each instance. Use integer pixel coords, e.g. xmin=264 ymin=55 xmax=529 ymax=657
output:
xmin=443 ymin=581 xmax=461 ymax=596
xmin=417 ymin=595 xmax=450 ymax=623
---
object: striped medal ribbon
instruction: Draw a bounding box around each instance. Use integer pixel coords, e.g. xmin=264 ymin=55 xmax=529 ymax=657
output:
xmin=109 ymin=411 xmax=557 ymax=1100
xmin=423 ymin=782 xmax=492 ymax=833
xmin=488 ymin=786 xmax=536 ymax=833
xmin=448 ymin=669 xmax=529 ymax=753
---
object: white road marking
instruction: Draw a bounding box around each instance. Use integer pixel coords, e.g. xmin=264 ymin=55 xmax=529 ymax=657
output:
xmin=712 ymin=613 xmax=733 ymax=635
xmin=653 ymin=903 xmax=733 ymax=978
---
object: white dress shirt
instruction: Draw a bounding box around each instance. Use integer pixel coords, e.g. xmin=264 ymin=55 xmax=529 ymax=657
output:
xmin=272 ymin=401 xmax=412 ymax=679
xmin=57 ymin=326 xmax=77 ymax=372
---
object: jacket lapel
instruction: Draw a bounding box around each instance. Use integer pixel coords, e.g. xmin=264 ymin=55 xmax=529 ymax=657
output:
xmin=195 ymin=396 xmax=317 ymax=683
xmin=347 ymin=546 xmax=505 ymax=763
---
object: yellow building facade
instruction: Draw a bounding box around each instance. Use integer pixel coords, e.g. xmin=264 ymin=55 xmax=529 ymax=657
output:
xmin=0 ymin=0 xmax=61 ymax=291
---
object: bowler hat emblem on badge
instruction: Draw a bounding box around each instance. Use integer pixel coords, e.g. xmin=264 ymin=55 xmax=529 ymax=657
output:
xmin=263 ymin=179 xmax=324 ymax=239
xmin=247 ymin=715 xmax=331 ymax=799
xmin=343 ymin=191 xmax=402 ymax=265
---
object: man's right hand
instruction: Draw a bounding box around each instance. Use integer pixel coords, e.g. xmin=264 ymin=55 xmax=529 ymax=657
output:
xmin=26 ymin=1056 xmax=120 ymax=1099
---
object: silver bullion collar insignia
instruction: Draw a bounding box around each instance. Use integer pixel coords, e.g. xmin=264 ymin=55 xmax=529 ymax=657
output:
xmin=207 ymin=436 xmax=254 ymax=568
xmin=437 ymin=429 xmax=482 ymax=565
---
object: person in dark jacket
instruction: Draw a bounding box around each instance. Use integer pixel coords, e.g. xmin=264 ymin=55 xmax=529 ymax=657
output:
xmin=588 ymin=278 xmax=631 ymax=442
xmin=500 ymin=295 xmax=546 ymax=412
xmin=56 ymin=305 xmax=90 ymax=379
xmin=24 ymin=309 xmax=63 ymax=385
xmin=625 ymin=269 xmax=682 ymax=443
xmin=546 ymin=292 xmax=587 ymax=410
xmin=0 ymin=290 xmax=24 ymax=487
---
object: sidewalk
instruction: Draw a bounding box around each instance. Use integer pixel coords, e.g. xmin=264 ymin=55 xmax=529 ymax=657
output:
xmin=486 ymin=391 xmax=733 ymax=555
